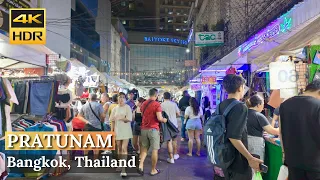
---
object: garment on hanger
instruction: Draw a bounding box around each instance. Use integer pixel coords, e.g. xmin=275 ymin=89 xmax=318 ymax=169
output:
xmin=226 ymin=67 xmax=236 ymax=75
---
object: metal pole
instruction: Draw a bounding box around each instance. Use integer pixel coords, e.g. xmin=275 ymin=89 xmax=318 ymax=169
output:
xmin=128 ymin=49 xmax=131 ymax=82
xmin=125 ymin=46 xmax=127 ymax=80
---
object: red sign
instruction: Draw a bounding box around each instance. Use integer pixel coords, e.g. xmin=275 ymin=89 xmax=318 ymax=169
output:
xmin=201 ymin=76 xmax=217 ymax=84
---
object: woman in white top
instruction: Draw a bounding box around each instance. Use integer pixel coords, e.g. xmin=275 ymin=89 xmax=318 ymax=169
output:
xmin=110 ymin=92 xmax=133 ymax=177
xmin=184 ymin=97 xmax=203 ymax=157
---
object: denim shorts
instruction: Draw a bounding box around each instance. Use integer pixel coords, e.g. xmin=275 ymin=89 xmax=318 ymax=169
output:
xmin=186 ymin=118 xmax=202 ymax=130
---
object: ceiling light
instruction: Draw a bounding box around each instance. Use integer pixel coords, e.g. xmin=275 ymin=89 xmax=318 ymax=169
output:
xmin=184 ymin=20 xmax=188 ymax=23
xmin=168 ymin=12 xmax=173 ymax=14
xmin=168 ymin=20 xmax=173 ymax=23
xmin=176 ymin=28 xmax=180 ymax=31
xmin=177 ymin=13 xmax=180 ymax=15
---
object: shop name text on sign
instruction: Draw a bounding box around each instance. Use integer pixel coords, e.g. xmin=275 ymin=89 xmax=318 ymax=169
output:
xmin=9 ymin=8 xmax=46 ymax=44
xmin=201 ymin=76 xmax=217 ymax=85
xmin=195 ymin=31 xmax=224 ymax=47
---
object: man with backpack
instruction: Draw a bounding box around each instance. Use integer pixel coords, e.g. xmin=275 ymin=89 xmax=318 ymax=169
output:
xmin=205 ymin=74 xmax=262 ymax=179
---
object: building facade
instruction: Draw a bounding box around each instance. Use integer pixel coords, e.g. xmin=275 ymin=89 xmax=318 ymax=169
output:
xmin=192 ymin=0 xmax=304 ymax=67
xmin=127 ymin=31 xmax=191 ymax=85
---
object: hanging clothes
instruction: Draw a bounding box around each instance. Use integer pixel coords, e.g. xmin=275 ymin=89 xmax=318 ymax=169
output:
xmin=23 ymin=82 xmax=29 ymax=114
xmin=29 ymin=81 xmax=53 ymax=116
xmin=13 ymin=82 xmax=26 ymax=114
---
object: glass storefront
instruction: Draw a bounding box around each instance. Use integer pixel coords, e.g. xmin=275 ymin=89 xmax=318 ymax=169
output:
xmin=130 ymin=44 xmax=189 ymax=72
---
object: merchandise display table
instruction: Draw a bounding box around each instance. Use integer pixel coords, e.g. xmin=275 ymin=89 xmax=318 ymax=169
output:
xmin=263 ymin=137 xmax=283 ymax=180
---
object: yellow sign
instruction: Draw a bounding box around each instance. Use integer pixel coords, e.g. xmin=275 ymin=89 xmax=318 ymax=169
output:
xmin=9 ymin=8 xmax=46 ymax=44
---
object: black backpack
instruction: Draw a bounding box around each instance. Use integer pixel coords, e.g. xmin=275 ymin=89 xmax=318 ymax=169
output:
xmin=204 ymin=100 xmax=241 ymax=170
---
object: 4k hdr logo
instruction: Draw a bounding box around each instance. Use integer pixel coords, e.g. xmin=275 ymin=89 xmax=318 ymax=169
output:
xmin=9 ymin=8 xmax=46 ymax=44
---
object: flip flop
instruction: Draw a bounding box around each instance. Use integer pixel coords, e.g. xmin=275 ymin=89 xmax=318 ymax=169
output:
xmin=150 ymin=169 xmax=161 ymax=176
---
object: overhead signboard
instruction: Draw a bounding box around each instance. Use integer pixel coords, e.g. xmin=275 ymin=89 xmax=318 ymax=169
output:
xmin=0 ymin=0 xmax=31 ymax=9
xmin=190 ymin=83 xmax=201 ymax=91
xmin=195 ymin=31 xmax=224 ymax=47
xmin=269 ymin=62 xmax=297 ymax=89
xmin=201 ymin=75 xmax=217 ymax=85
xmin=144 ymin=36 xmax=188 ymax=46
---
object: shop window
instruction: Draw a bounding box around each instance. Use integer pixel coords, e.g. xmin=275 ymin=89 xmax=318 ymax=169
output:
xmin=129 ymin=3 xmax=135 ymax=10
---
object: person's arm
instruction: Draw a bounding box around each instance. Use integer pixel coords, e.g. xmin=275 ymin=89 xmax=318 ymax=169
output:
xmin=263 ymin=125 xmax=279 ymax=135
xmin=175 ymin=104 xmax=180 ymax=117
xmin=109 ymin=107 xmax=116 ymax=131
xmin=229 ymin=139 xmax=262 ymax=171
xmin=184 ymin=107 xmax=190 ymax=124
xmin=78 ymin=107 xmax=90 ymax=124
xmin=156 ymin=112 xmax=167 ymax=123
xmin=118 ymin=106 xmax=132 ymax=123
xmin=99 ymin=105 xmax=105 ymax=123
xmin=271 ymin=115 xmax=279 ymax=127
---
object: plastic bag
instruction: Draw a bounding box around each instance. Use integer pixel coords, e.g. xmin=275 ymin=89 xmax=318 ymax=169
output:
xmin=254 ymin=172 xmax=263 ymax=180
xmin=277 ymin=165 xmax=289 ymax=180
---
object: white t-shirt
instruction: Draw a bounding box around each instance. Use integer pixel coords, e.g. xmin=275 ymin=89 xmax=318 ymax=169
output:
xmin=185 ymin=106 xmax=203 ymax=119
xmin=161 ymin=101 xmax=180 ymax=128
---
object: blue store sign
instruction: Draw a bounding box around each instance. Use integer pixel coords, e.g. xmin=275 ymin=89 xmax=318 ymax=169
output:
xmin=144 ymin=36 xmax=187 ymax=46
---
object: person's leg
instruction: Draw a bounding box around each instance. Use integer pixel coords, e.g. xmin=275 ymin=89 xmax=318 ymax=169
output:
xmin=187 ymin=129 xmax=195 ymax=156
xmin=172 ymin=138 xmax=178 ymax=157
xmin=132 ymin=135 xmax=139 ymax=152
xmin=195 ymin=129 xmax=201 ymax=156
xmin=167 ymin=140 xmax=174 ymax=163
xmin=180 ymin=115 xmax=186 ymax=140
xmin=150 ymin=129 xmax=161 ymax=175
xmin=138 ymin=130 xmax=149 ymax=173
xmin=121 ymin=139 xmax=129 ymax=174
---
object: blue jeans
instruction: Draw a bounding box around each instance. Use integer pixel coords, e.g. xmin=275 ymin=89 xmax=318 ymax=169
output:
xmin=30 ymin=82 xmax=53 ymax=116
xmin=181 ymin=115 xmax=186 ymax=138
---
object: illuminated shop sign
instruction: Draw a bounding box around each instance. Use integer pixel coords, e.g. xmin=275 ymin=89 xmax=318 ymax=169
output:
xmin=238 ymin=14 xmax=293 ymax=57
xmin=144 ymin=36 xmax=188 ymax=45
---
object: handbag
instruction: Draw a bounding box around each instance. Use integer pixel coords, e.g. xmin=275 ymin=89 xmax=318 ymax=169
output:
xmin=277 ymin=165 xmax=289 ymax=180
xmin=88 ymin=102 xmax=104 ymax=131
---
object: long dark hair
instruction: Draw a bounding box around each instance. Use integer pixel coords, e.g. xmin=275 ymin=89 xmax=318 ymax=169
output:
xmin=203 ymin=96 xmax=210 ymax=109
xmin=189 ymin=97 xmax=200 ymax=116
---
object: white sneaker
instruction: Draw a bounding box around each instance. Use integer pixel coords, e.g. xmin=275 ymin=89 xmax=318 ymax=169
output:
xmin=167 ymin=158 xmax=174 ymax=164
xmin=101 ymin=150 xmax=112 ymax=154
xmin=120 ymin=172 xmax=127 ymax=177
xmin=174 ymin=154 xmax=180 ymax=160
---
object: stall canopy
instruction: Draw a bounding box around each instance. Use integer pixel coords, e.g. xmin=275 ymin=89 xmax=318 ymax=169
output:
xmin=0 ymin=33 xmax=46 ymax=68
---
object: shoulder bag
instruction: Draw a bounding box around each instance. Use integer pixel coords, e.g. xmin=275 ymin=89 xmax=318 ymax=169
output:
xmin=88 ymin=102 xmax=104 ymax=131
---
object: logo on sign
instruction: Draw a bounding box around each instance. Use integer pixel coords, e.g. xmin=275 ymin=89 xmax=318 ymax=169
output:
xmin=9 ymin=8 xmax=46 ymax=44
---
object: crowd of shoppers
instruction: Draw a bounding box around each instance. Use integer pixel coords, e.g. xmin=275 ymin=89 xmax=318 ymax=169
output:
xmin=69 ymin=73 xmax=320 ymax=179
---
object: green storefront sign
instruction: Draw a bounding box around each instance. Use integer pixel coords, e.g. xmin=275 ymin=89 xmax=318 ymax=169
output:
xmin=195 ymin=31 xmax=224 ymax=47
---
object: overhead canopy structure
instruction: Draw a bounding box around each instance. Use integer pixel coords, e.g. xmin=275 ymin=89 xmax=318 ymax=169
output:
xmin=0 ymin=33 xmax=46 ymax=68
xmin=88 ymin=66 xmax=107 ymax=84
xmin=0 ymin=57 xmax=44 ymax=69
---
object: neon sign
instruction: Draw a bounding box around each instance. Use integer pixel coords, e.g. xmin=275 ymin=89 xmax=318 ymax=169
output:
xmin=238 ymin=15 xmax=292 ymax=56
xmin=144 ymin=36 xmax=188 ymax=46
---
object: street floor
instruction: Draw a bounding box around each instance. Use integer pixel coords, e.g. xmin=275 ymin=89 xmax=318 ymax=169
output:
xmin=49 ymin=138 xmax=213 ymax=180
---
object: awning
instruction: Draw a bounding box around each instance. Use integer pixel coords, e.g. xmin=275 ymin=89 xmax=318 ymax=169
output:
xmin=0 ymin=33 xmax=46 ymax=68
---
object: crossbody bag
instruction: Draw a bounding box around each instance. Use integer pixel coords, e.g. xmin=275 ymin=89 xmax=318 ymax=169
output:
xmin=88 ymin=102 xmax=104 ymax=131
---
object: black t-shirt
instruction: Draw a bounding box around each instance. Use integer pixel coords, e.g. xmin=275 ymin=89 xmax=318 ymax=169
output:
xmin=219 ymin=98 xmax=250 ymax=173
xmin=280 ymin=96 xmax=320 ymax=172
xmin=247 ymin=109 xmax=270 ymax=137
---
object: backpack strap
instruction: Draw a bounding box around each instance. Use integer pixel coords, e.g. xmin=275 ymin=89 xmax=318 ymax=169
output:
xmin=222 ymin=100 xmax=241 ymax=117
xmin=215 ymin=104 xmax=221 ymax=115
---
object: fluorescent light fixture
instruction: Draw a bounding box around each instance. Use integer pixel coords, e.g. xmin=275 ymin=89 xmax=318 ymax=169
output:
xmin=168 ymin=12 xmax=173 ymax=14
xmin=184 ymin=21 xmax=187 ymax=23
xmin=176 ymin=28 xmax=180 ymax=31
xmin=177 ymin=13 xmax=180 ymax=15
xmin=168 ymin=20 xmax=173 ymax=22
